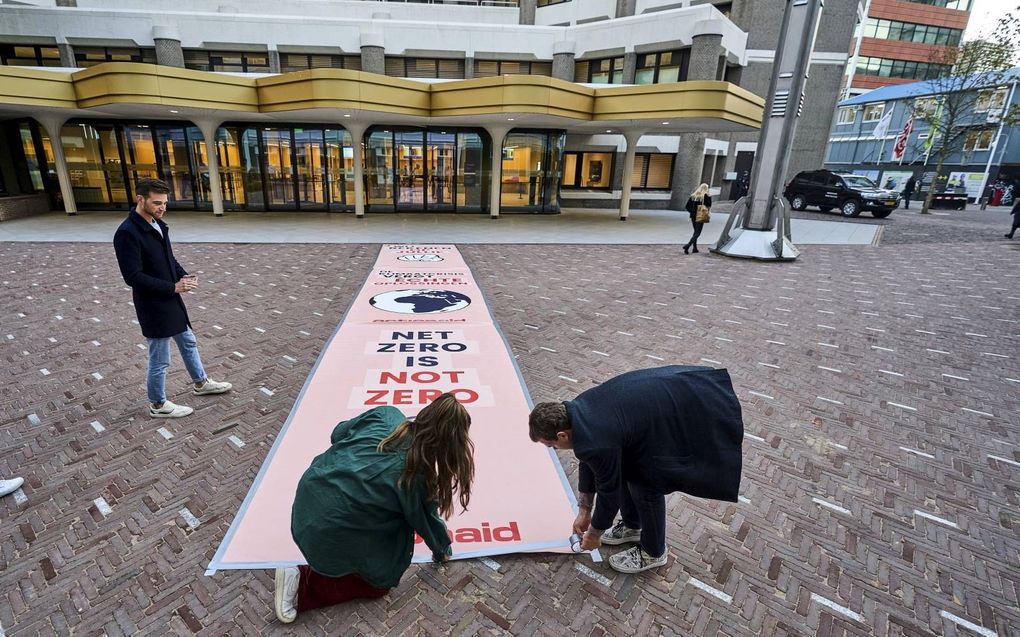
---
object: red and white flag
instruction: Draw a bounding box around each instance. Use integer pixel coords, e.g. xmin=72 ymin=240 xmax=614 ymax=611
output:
xmin=892 ymin=115 xmax=913 ymax=162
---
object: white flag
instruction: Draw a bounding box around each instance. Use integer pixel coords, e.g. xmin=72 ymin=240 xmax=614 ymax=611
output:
xmin=871 ymin=107 xmax=894 ymax=138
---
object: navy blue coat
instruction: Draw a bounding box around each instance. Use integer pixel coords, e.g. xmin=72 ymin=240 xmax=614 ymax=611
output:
xmin=567 ymin=366 xmax=744 ymax=524
xmin=113 ymin=210 xmax=191 ymax=338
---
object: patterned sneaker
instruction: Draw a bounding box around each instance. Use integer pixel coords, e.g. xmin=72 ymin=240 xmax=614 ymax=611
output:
xmin=193 ymin=378 xmax=232 ymax=395
xmin=149 ymin=400 xmax=194 ymax=418
xmin=274 ymin=567 xmax=300 ymax=623
xmin=600 ymin=520 xmax=642 ymax=545
xmin=608 ymin=545 xmax=668 ymax=574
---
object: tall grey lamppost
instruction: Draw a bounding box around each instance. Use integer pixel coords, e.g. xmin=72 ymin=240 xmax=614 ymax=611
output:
xmin=712 ymin=0 xmax=826 ymax=261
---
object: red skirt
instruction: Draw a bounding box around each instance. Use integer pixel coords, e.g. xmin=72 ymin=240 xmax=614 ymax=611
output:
xmin=296 ymin=565 xmax=390 ymax=612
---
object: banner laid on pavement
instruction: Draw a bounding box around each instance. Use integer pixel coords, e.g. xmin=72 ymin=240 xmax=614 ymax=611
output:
xmin=207 ymin=245 xmax=578 ymax=574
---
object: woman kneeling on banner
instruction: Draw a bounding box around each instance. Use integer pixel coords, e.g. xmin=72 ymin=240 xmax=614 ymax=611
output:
xmin=274 ymin=393 xmax=475 ymax=623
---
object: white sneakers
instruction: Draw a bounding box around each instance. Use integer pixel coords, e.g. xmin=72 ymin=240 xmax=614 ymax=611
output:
xmin=149 ymin=400 xmax=194 ymax=418
xmin=600 ymin=521 xmax=642 ymax=546
xmin=149 ymin=379 xmax=232 ymax=418
xmin=193 ymin=378 xmax=232 ymax=396
xmin=608 ymin=545 xmax=668 ymax=574
xmin=0 ymin=477 xmax=24 ymax=498
xmin=274 ymin=567 xmax=300 ymax=623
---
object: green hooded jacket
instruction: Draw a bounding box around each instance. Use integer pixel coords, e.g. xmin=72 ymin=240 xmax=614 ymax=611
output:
xmin=290 ymin=406 xmax=453 ymax=587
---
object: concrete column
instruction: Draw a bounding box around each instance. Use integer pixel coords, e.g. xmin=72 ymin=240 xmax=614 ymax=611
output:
xmin=194 ymin=120 xmax=224 ymax=216
xmin=519 ymin=0 xmax=537 ymax=25
xmin=57 ymin=42 xmax=75 ymax=68
xmin=622 ymin=52 xmax=637 ymax=85
xmin=346 ymin=125 xmax=367 ymax=217
xmin=153 ymin=26 xmax=185 ymax=68
xmin=668 ymin=21 xmax=726 ymax=208
xmin=465 ymin=56 xmax=475 ymax=80
xmin=552 ymin=41 xmax=575 ymax=82
xmin=37 ymin=116 xmax=76 ymax=215
xmin=689 ymin=23 xmax=726 ymax=82
xmin=268 ymin=47 xmax=281 ymax=74
xmin=615 ymin=0 xmax=636 ymax=18
xmin=360 ymin=31 xmax=385 ymax=75
xmin=669 ymin=133 xmax=706 ymax=210
xmin=484 ymin=126 xmax=512 ymax=219
xmin=618 ymin=131 xmax=643 ymax=221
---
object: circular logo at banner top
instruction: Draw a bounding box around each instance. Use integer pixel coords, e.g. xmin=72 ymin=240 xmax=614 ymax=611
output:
xmin=397 ymin=254 xmax=444 ymax=262
xmin=369 ymin=289 xmax=471 ymax=314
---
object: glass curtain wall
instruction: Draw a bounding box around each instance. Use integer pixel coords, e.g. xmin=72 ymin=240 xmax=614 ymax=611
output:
xmin=500 ymin=131 xmax=564 ymax=212
xmin=366 ymin=127 xmax=489 ymax=213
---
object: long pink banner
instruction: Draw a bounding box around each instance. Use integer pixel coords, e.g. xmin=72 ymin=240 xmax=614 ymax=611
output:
xmin=207 ymin=245 xmax=578 ymax=573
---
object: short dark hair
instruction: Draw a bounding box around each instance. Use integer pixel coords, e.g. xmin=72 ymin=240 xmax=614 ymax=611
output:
xmin=528 ymin=402 xmax=568 ymax=442
xmin=135 ymin=178 xmax=170 ymax=198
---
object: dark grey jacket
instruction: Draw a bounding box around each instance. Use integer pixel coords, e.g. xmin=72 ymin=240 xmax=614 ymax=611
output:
xmin=113 ymin=210 xmax=191 ymax=338
xmin=567 ymin=366 xmax=744 ymax=528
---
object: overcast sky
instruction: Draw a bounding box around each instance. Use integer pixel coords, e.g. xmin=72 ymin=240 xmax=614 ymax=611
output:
xmin=963 ymin=0 xmax=1015 ymax=41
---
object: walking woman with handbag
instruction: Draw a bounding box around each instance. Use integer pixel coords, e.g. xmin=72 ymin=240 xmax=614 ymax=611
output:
xmin=274 ymin=393 xmax=475 ymax=623
xmin=683 ymin=183 xmax=712 ymax=254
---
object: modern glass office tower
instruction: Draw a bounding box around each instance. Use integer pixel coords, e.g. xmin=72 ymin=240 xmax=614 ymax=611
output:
xmin=0 ymin=0 xmax=860 ymax=220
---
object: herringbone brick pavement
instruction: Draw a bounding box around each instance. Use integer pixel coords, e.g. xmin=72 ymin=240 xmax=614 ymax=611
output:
xmin=0 ymin=238 xmax=1017 ymax=636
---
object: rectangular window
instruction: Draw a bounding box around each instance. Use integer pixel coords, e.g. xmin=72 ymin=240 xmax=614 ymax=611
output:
xmin=189 ymin=50 xmax=270 ymax=73
xmin=0 ymin=44 xmax=61 ymax=66
xmin=862 ymin=103 xmax=885 ymax=122
xmin=279 ymin=53 xmax=357 ymax=73
xmin=913 ymin=97 xmax=938 ymax=118
xmin=584 ymin=57 xmax=625 ymax=84
xmin=965 ymin=129 xmax=994 ymax=151
xmin=837 ymin=107 xmax=856 ymax=125
xmin=474 ymin=60 xmax=551 ymax=77
xmin=74 ymin=46 xmax=156 ymax=67
xmin=385 ymin=57 xmax=463 ymax=79
xmin=560 ymin=151 xmax=613 ymax=189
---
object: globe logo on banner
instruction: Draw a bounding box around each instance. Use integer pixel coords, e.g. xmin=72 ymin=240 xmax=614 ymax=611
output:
xmin=370 ymin=289 xmax=471 ymax=314
xmin=397 ymin=254 xmax=444 ymax=262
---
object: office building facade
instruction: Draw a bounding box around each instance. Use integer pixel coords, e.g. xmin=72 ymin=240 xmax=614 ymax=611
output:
xmin=843 ymin=0 xmax=972 ymax=97
xmin=0 ymin=0 xmax=858 ymax=220
xmin=824 ymin=68 xmax=1019 ymax=203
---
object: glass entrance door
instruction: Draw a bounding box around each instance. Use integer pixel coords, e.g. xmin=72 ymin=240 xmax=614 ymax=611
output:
xmin=427 ymin=131 xmax=456 ymax=211
xmin=395 ymin=130 xmax=424 ymax=209
xmin=294 ymin=128 xmax=325 ymax=210
xmin=263 ymin=128 xmax=295 ymax=209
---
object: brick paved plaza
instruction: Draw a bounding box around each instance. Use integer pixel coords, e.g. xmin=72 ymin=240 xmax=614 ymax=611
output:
xmin=1 ymin=214 xmax=1018 ymax=635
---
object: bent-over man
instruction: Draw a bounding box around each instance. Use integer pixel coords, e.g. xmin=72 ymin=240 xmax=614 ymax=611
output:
xmin=529 ymin=365 xmax=744 ymax=573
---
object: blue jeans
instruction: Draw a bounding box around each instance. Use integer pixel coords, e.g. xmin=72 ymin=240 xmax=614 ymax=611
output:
xmin=146 ymin=328 xmax=206 ymax=404
xmin=594 ymin=481 xmax=667 ymax=558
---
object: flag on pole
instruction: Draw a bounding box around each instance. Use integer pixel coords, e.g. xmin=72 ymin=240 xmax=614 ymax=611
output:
xmin=871 ymin=107 xmax=894 ymax=138
xmin=924 ymin=101 xmax=942 ymax=153
xmin=892 ymin=114 xmax=913 ymax=163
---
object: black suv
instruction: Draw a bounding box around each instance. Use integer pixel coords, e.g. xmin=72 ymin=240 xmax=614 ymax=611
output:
xmin=783 ymin=170 xmax=899 ymax=218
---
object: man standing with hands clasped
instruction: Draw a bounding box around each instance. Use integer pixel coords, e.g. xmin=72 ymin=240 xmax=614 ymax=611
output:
xmin=529 ymin=365 xmax=744 ymax=573
xmin=113 ymin=178 xmax=231 ymax=418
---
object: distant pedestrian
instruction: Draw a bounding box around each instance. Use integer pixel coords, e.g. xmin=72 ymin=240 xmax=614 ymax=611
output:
xmin=113 ymin=178 xmax=232 ymax=419
xmin=683 ymin=183 xmax=712 ymax=254
xmin=1006 ymin=198 xmax=1020 ymax=239
xmin=902 ymin=175 xmax=916 ymax=210
xmin=0 ymin=476 xmax=24 ymax=498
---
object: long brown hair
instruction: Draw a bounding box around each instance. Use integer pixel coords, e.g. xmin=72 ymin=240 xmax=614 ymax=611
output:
xmin=377 ymin=393 xmax=474 ymax=518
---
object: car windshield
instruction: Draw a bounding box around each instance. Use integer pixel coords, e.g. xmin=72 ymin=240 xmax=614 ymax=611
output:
xmin=841 ymin=175 xmax=876 ymax=189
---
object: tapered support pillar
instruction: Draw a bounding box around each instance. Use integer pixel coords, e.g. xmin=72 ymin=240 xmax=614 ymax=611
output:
xmin=618 ymin=131 xmax=643 ymax=221
xmin=485 ymin=126 xmax=511 ymax=219
xmin=38 ymin=116 xmax=76 ymax=215
xmin=346 ymin=125 xmax=367 ymax=217
xmin=194 ymin=120 xmax=224 ymax=216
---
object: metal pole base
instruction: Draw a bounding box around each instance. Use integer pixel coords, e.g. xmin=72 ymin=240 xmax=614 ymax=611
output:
xmin=710 ymin=226 xmax=800 ymax=261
